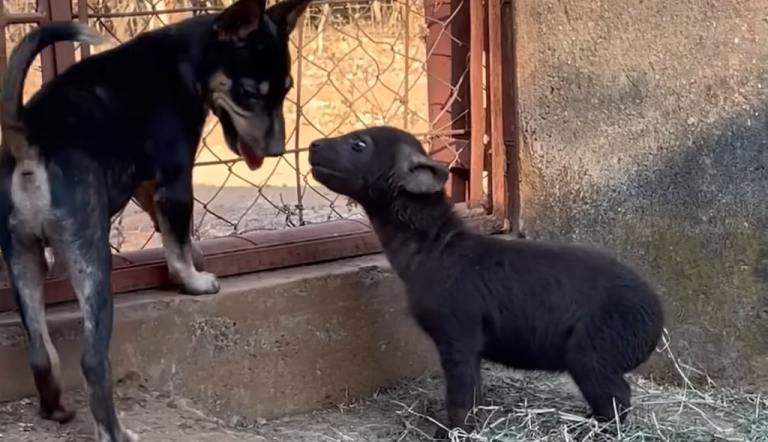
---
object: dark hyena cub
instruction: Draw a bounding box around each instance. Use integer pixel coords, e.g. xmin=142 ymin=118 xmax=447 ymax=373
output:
xmin=308 ymin=126 xmax=664 ymax=436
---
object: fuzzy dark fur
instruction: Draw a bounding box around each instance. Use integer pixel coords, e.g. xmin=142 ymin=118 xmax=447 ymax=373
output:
xmin=0 ymin=1 xmax=309 ymax=440
xmin=308 ymin=126 xmax=665 ymax=436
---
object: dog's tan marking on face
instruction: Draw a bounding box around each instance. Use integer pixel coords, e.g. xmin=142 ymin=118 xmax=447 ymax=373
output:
xmin=209 ymin=70 xmax=232 ymax=94
xmin=209 ymin=71 xmax=256 ymax=120
xmin=258 ymin=81 xmax=269 ymax=95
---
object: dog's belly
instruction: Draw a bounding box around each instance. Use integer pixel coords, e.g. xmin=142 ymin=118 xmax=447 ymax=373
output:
xmin=482 ymin=332 xmax=568 ymax=372
xmin=105 ymin=165 xmax=150 ymax=217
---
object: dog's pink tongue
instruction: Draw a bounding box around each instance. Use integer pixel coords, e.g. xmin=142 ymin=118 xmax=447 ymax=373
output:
xmin=239 ymin=142 xmax=264 ymax=170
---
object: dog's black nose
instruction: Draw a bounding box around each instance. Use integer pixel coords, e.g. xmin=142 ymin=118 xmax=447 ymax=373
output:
xmin=309 ymin=140 xmax=323 ymax=151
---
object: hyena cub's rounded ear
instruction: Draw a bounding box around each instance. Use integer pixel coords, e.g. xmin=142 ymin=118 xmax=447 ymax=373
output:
xmin=402 ymin=152 xmax=450 ymax=195
xmin=266 ymin=0 xmax=313 ymax=34
xmin=214 ymin=0 xmax=267 ymax=43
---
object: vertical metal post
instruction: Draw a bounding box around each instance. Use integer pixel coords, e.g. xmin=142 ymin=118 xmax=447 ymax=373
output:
xmin=422 ymin=0 xmax=470 ymax=202
xmin=488 ymin=0 xmax=508 ymax=228
xmin=78 ymin=0 xmax=91 ymax=58
xmin=468 ymin=0 xmax=485 ymax=207
xmin=47 ymin=0 xmax=76 ymax=74
xmin=292 ymin=14 xmax=306 ymax=226
xmin=0 ymin=1 xmax=8 ymax=83
xmin=38 ymin=0 xmax=57 ymax=83
xmin=501 ymin=0 xmax=520 ymax=232
xmin=403 ymin=0 xmax=410 ymax=129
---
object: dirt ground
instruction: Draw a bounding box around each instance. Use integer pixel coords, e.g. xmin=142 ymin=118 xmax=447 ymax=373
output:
xmin=1 ymin=362 xmax=765 ymax=442
xmin=111 ymin=184 xmax=366 ymax=251
xmin=0 ymin=367 xmax=578 ymax=442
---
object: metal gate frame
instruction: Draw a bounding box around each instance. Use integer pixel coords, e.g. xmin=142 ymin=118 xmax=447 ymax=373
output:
xmin=0 ymin=0 xmax=519 ymax=312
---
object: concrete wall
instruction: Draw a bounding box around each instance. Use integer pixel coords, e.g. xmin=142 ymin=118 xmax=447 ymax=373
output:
xmin=0 ymin=256 xmax=440 ymax=422
xmin=516 ymin=0 xmax=768 ymax=385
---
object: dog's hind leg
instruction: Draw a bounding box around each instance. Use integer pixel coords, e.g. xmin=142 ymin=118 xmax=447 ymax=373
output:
xmin=0 ymin=156 xmax=72 ymax=423
xmin=52 ymin=223 xmax=137 ymax=441
xmin=46 ymin=168 xmax=137 ymax=442
xmin=0 ymin=233 xmax=73 ymax=423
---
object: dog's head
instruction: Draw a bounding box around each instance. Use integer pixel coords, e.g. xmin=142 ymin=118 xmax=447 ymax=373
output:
xmin=208 ymin=0 xmax=310 ymax=170
xmin=308 ymin=126 xmax=449 ymax=203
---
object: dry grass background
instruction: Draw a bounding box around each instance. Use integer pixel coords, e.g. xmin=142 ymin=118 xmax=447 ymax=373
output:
xmin=3 ymin=0 xmax=434 ymax=250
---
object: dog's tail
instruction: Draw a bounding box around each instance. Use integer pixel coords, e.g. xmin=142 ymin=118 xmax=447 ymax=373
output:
xmin=1 ymin=21 xmax=105 ymax=160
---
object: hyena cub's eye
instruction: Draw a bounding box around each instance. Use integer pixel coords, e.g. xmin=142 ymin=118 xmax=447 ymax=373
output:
xmin=351 ymin=138 xmax=367 ymax=152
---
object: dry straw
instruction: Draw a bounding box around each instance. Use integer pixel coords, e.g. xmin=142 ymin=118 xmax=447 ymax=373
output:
xmin=388 ymin=329 xmax=767 ymax=442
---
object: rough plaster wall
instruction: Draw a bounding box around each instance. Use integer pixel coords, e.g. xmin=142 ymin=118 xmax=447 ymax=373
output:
xmin=516 ymin=0 xmax=768 ymax=386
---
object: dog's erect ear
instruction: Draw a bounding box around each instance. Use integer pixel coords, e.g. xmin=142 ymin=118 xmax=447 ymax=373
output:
xmin=267 ymin=0 xmax=313 ymax=34
xmin=214 ymin=0 xmax=267 ymax=43
xmin=401 ymin=150 xmax=449 ymax=194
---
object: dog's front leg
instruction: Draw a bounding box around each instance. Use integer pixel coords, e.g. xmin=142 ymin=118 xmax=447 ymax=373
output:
xmin=154 ymin=171 xmax=220 ymax=295
xmin=132 ymin=180 xmax=205 ymax=271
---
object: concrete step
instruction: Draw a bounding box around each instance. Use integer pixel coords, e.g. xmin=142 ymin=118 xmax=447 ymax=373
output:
xmin=0 ymin=255 xmax=439 ymax=425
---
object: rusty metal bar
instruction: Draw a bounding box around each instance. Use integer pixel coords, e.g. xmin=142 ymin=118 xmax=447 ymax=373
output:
xmin=82 ymin=7 xmax=219 ymax=19
xmin=488 ymin=0 xmax=508 ymax=228
xmin=37 ymin=0 xmax=57 ymax=83
xmin=75 ymin=0 xmax=392 ymax=18
xmin=293 ymin=13 xmax=306 ymax=226
xmin=0 ymin=1 xmax=7 ymax=83
xmin=0 ymin=9 xmax=46 ymax=82
xmin=77 ymin=0 xmax=91 ymax=58
xmin=48 ymin=0 xmax=76 ymax=74
xmin=0 ymin=207 xmax=505 ymax=312
xmin=0 ymin=12 xmax=48 ymax=25
xmin=501 ymin=0 xmax=520 ymax=232
xmin=468 ymin=0 xmax=485 ymax=208
xmin=403 ymin=1 xmax=410 ymax=129
xmin=422 ymin=0 xmax=470 ymax=202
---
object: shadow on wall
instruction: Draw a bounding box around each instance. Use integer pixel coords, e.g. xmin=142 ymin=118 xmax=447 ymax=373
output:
xmin=521 ymin=85 xmax=768 ymax=386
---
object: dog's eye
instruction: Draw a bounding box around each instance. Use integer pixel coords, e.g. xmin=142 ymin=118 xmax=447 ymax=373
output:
xmin=239 ymin=82 xmax=261 ymax=100
xmin=351 ymin=138 xmax=366 ymax=152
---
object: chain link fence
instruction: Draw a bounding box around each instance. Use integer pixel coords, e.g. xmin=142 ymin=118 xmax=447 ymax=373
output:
xmin=1 ymin=0 xmax=475 ymax=250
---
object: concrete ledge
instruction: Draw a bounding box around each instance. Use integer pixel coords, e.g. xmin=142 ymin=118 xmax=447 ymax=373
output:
xmin=0 ymin=255 xmax=440 ymax=423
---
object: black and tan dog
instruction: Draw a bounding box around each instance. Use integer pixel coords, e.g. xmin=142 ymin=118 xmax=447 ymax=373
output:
xmin=0 ymin=1 xmax=310 ymax=440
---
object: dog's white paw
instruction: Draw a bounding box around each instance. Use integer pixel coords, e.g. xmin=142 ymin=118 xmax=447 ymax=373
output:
xmin=96 ymin=426 xmax=138 ymax=442
xmin=121 ymin=428 xmax=139 ymax=442
xmin=181 ymin=271 xmax=220 ymax=295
